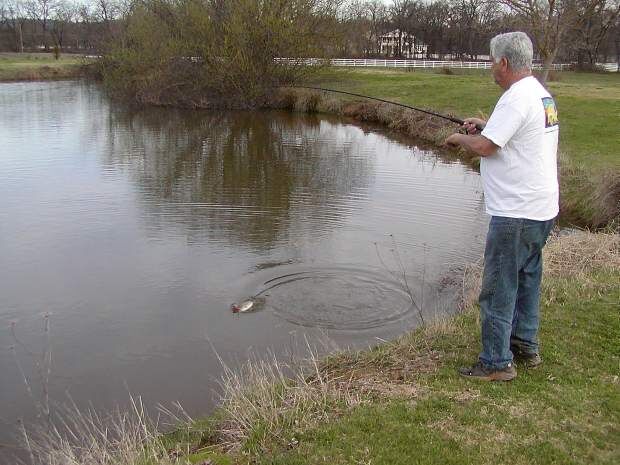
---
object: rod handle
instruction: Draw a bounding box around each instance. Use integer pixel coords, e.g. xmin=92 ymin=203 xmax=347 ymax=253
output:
xmin=452 ymin=117 xmax=484 ymax=133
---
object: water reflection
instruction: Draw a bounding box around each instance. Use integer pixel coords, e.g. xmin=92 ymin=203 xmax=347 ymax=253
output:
xmin=103 ymin=108 xmax=373 ymax=249
xmin=0 ymin=81 xmax=487 ymax=458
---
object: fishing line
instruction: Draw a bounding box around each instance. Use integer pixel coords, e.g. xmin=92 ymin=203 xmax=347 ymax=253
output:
xmin=281 ymin=85 xmax=484 ymax=132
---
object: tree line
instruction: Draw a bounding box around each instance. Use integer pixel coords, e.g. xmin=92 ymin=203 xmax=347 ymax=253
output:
xmin=0 ymin=0 xmax=124 ymax=53
xmin=2 ymin=0 xmax=617 ymax=105
xmin=340 ymin=0 xmax=619 ymax=72
xmin=2 ymin=1 xmax=618 ymax=72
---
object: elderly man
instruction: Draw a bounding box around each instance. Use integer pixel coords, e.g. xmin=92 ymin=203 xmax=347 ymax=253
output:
xmin=445 ymin=32 xmax=559 ymax=381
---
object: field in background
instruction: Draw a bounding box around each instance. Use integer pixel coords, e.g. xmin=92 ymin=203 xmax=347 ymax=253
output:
xmin=0 ymin=52 xmax=86 ymax=81
xmin=312 ymin=67 xmax=620 ymax=170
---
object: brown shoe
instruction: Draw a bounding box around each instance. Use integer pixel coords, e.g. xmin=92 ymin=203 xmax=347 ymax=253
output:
xmin=458 ymin=361 xmax=517 ymax=381
xmin=511 ymin=345 xmax=542 ymax=368
xmin=514 ymin=352 xmax=542 ymax=368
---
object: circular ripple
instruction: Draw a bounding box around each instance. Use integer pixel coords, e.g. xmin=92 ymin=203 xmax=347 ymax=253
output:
xmin=259 ymin=267 xmax=414 ymax=330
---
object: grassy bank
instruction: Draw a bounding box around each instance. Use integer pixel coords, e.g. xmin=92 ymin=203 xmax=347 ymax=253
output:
xmin=25 ymin=231 xmax=619 ymax=465
xmin=252 ymin=232 xmax=620 ymax=465
xmin=0 ymin=53 xmax=88 ymax=81
xmin=268 ymin=68 xmax=619 ymax=228
xmin=309 ymin=68 xmax=620 ymax=170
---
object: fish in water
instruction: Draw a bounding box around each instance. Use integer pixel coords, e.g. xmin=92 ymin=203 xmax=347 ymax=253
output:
xmin=231 ymin=299 xmax=255 ymax=313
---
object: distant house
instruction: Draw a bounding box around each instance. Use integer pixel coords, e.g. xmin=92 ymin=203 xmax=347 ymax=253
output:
xmin=379 ymin=30 xmax=427 ymax=59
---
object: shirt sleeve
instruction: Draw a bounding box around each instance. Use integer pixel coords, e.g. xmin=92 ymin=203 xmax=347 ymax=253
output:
xmin=481 ymin=98 xmax=526 ymax=149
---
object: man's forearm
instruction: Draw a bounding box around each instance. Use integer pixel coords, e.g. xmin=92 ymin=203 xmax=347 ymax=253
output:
xmin=449 ymin=134 xmax=498 ymax=157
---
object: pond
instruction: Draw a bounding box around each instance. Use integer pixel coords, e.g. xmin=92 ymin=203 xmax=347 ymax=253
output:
xmin=0 ymin=81 xmax=487 ymax=451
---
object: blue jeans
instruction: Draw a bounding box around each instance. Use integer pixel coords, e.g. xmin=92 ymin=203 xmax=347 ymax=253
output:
xmin=479 ymin=216 xmax=555 ymax=370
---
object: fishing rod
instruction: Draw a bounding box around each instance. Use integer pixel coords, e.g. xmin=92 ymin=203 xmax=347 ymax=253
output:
xmin=281 ymin=85 xmax=484 ymax=132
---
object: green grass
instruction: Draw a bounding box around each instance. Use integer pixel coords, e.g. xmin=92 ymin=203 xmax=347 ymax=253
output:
xmin=0 ymin=52 xmax=86 ymax=81
xmin=310 ymin=68 xmax=620 ymax=170
xmin=255 ymin=270 xmax=620 ymax=465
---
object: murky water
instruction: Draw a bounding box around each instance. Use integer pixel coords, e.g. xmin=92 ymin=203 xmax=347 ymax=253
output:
xmin=0 ymin=81 xmax=487 ymax=452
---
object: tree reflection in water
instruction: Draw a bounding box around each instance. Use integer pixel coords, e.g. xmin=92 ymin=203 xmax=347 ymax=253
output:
xmin=103 ymin=108 xmax=374 ymax=250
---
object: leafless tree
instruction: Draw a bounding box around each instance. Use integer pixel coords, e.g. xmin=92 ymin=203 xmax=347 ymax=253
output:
xmin=417 ymin=0 xmax=452 ymax=58
xmin=447 ymin=0 xmax=502 ymax=60
xmin=500 ymin=0 xmax=580 ymax=82
xmin=94 ymin=0 xmax=119 ymax=38
xmin=1 ymin=0 xmax=27 ymax=51
xmin=342 ymin=0 xmax=389 ymax=56
xmin=389 ymin=0 xmax=417 ymax=57
xmin=50 ymin=0 xmax=76 ymax=50
xmin=24 ymin=0 xmax=57 ymax=50
xmin=571 ymin=0 xmax=620 ymax=68
xmin=367 ymin=0 xmax=389 ymax=54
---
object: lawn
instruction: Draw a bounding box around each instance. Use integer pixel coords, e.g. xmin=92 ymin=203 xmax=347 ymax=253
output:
xmin=0 ymin=52 xmax=86 ymax=81
xmin=310 ymin=68 xmax=620 ymax=170
xmin=261 ymin=269 xmax=619 ymax=465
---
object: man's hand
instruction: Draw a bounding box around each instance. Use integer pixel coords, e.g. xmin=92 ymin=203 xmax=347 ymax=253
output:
xmin=444 ymin=133 xmax=463 ymax=148
xmin=443 ymin=132 xmax=499 ymax=157
xmin=462 ymin=117 xmax=486 ymax=135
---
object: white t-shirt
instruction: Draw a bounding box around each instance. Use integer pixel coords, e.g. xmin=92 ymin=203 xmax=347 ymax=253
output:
xmin=480 ymin=75 xmax=559 ymax=220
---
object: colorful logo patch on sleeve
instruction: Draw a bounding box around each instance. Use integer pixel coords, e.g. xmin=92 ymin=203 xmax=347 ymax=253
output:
xmin=542 ymin=97 xmax=559 ymax=128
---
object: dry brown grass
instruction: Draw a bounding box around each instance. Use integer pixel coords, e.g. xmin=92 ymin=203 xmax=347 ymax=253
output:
xmin=19 ymin=395 xmax=183 ymax=465
xmin=559 ymin=153 xmax=620 ymax=229
xmin=214 ymin=348 xmax=365 ymax=454
xmin=312 ymin=231 xmax=618 ymax=402
xmin=452 ymin=229 xmax=619 ymax=311
xmin=0 ymin=65 xmax=87 ymax=82
xmin=590 ymin=170 xmax=620 ymax=227
xmin=544 ymin=229 xmax=620 ymax=278
xmin=268 ymin=88 xmax=454 ymax=148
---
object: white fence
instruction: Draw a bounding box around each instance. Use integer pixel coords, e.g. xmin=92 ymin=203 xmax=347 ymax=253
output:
xmin=96 ymin=55 xmax=618 ymax=72
xmin=329 ymin=58 xmax=574 ymax=71
xmin=279 ymin=58 xmax=620 ymax=71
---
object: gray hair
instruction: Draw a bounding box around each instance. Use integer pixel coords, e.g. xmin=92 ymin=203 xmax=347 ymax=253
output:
xmin=490 ymin=32 xmax=533 ymax=72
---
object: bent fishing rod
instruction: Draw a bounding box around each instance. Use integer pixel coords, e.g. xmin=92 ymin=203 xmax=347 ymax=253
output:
xmin=281 ymin=85 xmax=484 ymax=132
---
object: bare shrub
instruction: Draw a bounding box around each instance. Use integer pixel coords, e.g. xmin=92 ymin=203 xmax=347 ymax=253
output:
xmin=375 ymin=103 xmax=402 ymax=126
xmin=315 ymin=96 xmax=343 ymax=114
xmin=341 ymin=102 xmax=379 ymax=122
xmin=399 ymin=110 xmax=447 ymax=144
xmin=268 ymin=88 xmax=299 ymax=110
xmin=101 ymin=0 xmax=341 ymax=108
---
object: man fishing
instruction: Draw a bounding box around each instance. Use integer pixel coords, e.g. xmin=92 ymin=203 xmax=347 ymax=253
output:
xmin=444 ymin=31 xmax=559 ymax=381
